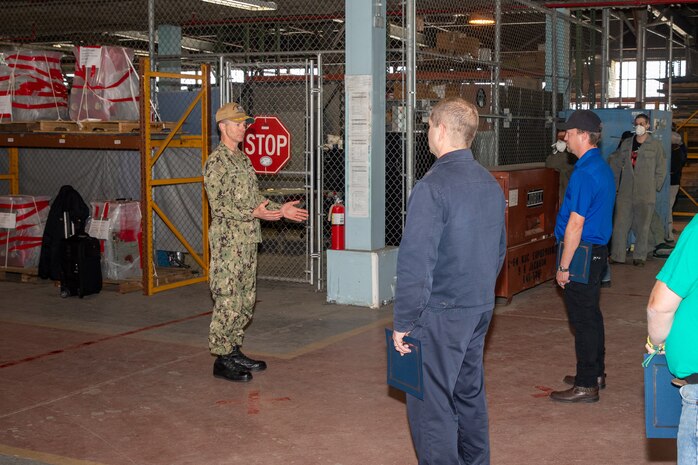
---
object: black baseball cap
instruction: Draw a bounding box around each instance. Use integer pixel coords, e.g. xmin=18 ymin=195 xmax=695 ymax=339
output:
xmin=557 ymin=110 xmax=602 ymax=132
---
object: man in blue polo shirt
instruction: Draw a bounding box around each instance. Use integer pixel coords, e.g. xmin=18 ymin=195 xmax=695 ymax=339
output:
xmin=550 ymin=110 xmax=616 ymax=403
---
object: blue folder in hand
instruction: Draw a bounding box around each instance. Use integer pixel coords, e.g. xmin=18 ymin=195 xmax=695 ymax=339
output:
xmin=643 ymin=353 xmax=682 ymax=438
xmin=385 ymin=328 xmax=424 ymax=400
xmin=556 ymin=240 xmax=593 ymax=284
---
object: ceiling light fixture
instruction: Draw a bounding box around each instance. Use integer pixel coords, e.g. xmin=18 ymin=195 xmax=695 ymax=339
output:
xmin=200 ymin=0 xmax=277 ymax=11
xmin=468 ymin=12 xmax=495 ymax=25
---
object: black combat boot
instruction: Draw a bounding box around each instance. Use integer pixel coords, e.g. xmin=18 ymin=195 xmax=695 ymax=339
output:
xmin=213 ymin=355 xmax=252 ymax=382
xmin=228 ymin=345 xmax=267 ymax=372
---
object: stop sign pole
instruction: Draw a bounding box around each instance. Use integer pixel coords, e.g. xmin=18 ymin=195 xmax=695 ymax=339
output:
xmin=243 ymin=116 xmax=292 ymax=174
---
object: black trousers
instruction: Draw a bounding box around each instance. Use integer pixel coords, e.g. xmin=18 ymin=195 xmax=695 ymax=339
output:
xmin=563 ymin=245 xmax=608 ymax=388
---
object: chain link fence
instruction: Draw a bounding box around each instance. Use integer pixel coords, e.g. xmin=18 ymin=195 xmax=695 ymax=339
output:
xmin=3 ymin=0 xmax=686 ymax=287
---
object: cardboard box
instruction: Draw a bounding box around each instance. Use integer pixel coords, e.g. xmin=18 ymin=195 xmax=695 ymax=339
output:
xmin=508 ymin=76 xmax=542 ymax=91
xmin=0 ymin=195 xmax=51 ymax=269
xmin=392 ymin=81 xmax=439 ymax=100
xmin=435 ymin=32 xmax=480 ymax=58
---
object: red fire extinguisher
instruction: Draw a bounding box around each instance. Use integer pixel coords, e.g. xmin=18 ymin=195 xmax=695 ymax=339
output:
xmin=329 ymin=197 xmax=345 ymax=250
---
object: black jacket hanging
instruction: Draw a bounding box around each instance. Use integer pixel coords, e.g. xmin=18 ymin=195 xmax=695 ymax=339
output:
xmin=38 ymin=185 xmax=90 ymax=280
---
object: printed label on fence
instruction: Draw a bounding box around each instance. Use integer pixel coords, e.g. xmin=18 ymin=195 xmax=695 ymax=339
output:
xmin=88 ymin=219 xmax=110 ymax=240
xmin=0 ymin=94 xmax=11 ymax=116
xmin=0 ymin=212 xmax=17 ymax=229
xmin=79 ymin=47 xmax=102 ymax=68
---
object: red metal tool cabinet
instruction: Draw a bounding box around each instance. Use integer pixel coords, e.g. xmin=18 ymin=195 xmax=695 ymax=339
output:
xmin=489 ymin=163 xmax=559 ymax=303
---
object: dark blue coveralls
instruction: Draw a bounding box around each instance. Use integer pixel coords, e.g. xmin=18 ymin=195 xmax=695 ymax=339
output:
xmin=394 ymin=149 xmax=507 ymax=465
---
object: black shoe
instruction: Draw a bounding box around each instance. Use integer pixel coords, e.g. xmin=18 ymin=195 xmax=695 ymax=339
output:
xmin=563 ymin=374 xmax=606 ymax=389
xmin=229 ymin=346 xmax=267 ymax=372
xmin=633 ymin=259 xmax=645 ymax=267
xmin=213 ymin=356 xmax=252 ymax=382
xmin=600 ymin=280 xmax=611 ymax=288
xmin=550 ymin=386 xmax=599 ymax=403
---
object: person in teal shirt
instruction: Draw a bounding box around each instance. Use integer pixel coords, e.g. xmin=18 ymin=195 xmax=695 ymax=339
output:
xmin=646 ymin=215 xmax=698 ymax=464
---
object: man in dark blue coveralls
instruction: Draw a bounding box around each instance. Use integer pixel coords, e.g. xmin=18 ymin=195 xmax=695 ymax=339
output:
xmin=392 ymin=97 xmax=507 ymax=465
xmin=550 ymin=110 xmax=615 ymax=403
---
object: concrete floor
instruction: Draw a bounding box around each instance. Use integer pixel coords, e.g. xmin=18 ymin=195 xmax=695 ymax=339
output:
xmin=0 ymin=234 xmax=683 ymax=465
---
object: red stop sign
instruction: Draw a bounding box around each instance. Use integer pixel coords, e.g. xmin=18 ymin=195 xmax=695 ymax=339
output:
xmin=243 ymin=116 xmax=291 ymax=174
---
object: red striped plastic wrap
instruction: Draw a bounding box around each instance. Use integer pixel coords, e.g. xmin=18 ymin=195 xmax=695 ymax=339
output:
xmin=87 ymin=200 xmax=142 ymax=280
xmin=0 ymin=195 xmax=51 ymax=269
xmin=0 ymin=51 xmax=68 ymax=122
xmin=69 ymin=46 xmax=139 ymax=121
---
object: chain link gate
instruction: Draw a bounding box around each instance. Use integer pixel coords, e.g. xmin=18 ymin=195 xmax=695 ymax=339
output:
xmin=215 ymin=59 xmax=317 ymax=285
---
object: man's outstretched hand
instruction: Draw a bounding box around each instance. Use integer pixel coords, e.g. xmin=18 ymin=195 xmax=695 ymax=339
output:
xmin=280 ymin=200 xmax=309 ymax=222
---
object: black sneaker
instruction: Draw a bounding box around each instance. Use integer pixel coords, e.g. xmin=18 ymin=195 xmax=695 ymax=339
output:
xmin=213 ymin=356 xmax=252 ymax=382
xmin=229 ymin=346 xmax=267 ymax=372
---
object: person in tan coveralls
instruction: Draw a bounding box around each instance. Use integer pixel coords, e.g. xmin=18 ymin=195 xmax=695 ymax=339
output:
xmin=204 ymin=102 xmax=308 ymax=382
xmin=608 ymin=114 xmax=666 ymax=267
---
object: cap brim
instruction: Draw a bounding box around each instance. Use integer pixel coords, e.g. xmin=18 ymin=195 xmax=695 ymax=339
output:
xmin=557 ymin=121 xmax=572 ymax=130
xmin=231 ymin=116 xmax=255 ymax=124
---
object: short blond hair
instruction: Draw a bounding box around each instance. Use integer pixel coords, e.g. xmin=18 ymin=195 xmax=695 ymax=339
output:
xmin=429 ymin=97 xmax=479 ymax=147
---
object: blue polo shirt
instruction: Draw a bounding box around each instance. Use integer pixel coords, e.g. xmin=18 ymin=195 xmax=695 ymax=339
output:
xmin=554 ymin=147 xmax=615 ymax=245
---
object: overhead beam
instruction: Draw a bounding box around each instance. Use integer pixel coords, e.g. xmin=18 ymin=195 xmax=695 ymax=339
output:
xmin=114 ymin=30 xmax=217 ymax=52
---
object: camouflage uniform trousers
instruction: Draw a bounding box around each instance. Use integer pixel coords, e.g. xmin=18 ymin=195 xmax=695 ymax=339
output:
xmin=208 ymin=241 xmax=257 ymax=356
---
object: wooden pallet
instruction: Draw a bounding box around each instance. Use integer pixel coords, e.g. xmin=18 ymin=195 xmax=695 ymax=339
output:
xmin=37 ymin=120 xmax=82 ymax=132
xmin=0 ymin=266 xmax=40 ymax=283
xmin=0 ymin=265 xmax=142 ymax=294
xmin=0 ymin=122 xmax=39 ymax=133
xmin=79 ymin=121 xmax=177 ymax=133
xmin=102 ymin=277 xmax=143 ymax=294
xmin=0 ymin=120 xmax=177 ymax=134
xmin=153 ymin=266 xmax=201 ymax=287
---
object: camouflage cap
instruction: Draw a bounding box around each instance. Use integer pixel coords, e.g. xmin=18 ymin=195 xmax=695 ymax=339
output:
xmin=215 ymin=102 xmax=255 ymax=124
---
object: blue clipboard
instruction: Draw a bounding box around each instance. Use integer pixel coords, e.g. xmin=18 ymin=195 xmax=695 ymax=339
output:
xmin=385 ymin=328 xmax=424 ymax=400
xmin=643 ymin=353 xmax=682 ymax=438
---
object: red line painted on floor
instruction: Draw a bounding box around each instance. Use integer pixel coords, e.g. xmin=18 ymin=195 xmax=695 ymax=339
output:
xmin=0 ymin=310 xmax=212 ymax=369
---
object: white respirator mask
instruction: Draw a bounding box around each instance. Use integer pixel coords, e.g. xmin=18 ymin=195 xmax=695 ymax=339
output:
xmin=553 ymin=140 xmax=567 ymax=153
xmin=634 ymin=125 xmax=647 ymax=136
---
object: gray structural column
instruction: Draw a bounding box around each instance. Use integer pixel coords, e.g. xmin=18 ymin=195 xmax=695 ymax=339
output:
xmin=326 ymin=0 xmax=398 ymax=308
xmin=158 ymin=24 xmax=182 ymax=92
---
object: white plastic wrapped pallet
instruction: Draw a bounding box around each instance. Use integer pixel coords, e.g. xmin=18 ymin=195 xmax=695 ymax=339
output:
xmin=86 ymin=200 xmax=142 ymax=280
xmin=0 ymin=50 xmax=68 ymax=122
xmin=69 ymin=46 xmax=139 ymax=121
xmin=0 ymin=195 xmax=51 ymax=269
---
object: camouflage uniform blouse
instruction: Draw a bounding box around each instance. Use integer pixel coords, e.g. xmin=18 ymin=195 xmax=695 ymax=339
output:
xmin=204 ymin=143 xmax=280 ymax=245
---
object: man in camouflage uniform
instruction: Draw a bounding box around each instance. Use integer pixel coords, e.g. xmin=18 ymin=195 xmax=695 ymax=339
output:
xmin=204 ymin=102 xmax=308 ymax=382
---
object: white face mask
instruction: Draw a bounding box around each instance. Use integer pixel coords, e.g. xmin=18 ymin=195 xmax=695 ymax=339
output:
xmin=635 ymin=125 xmax=647 ymax=136
xmin=554 ymin=140 xmax=567 ymax=153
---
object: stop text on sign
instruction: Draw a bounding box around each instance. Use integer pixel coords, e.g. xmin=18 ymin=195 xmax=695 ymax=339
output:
xmin=245 ymin=133 xmax=288 ymax=156
xmin=243 ymin=116 xmax=291 ymax=174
